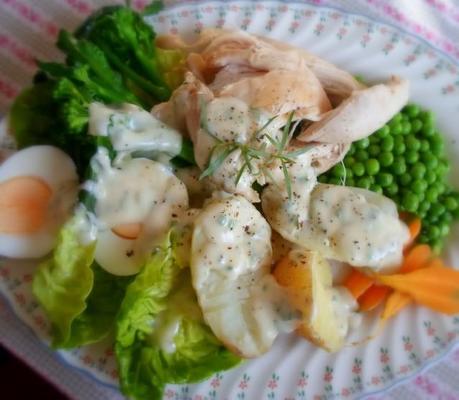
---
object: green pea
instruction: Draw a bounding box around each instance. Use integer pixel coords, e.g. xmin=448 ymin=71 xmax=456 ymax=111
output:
xmin=411 ymin=119 xmax=423 ymax=133
xmin=425 ymin=170 xmax=436 ymax=184
xmin=422 ymin=153 xmax=438 ymax=170
xmin=344 ymin=156 xmax=356 ymax=167
xmin=346 ymin=178 xmax=356 ymax=187
xmin=419 ymin=139 xmax=429 ymax=152
xmin=430 ymin=135 xmax=444 ymax=155
xmin=355 ymin=150 xmax=369 ymax=162
xmin=391 ymin=159 xmax=407 ymax=175
xmin=370 ymin=184 xmax=383 ymax=194
xmin=328 ymin=177 xmax=341 ymax=185
xmin=440 ymin=224 xmax=450 ymax=237
xmin=391 ymin=122 xmax=403 ymax=136
xmin=433 ymin=182 xmax=446 ymax=196
xmin=345 ymin=169 xmax=353 ymax=179
xmin=332 ymin=163 xmax=346 ymax=178
xmin=399 ymin=172 xmax=412 ymax=186
xmin=356 ymin=137 xmax=370 ymax=149
xmin=418 ymin=201 xmax=430 ymax=215
xmin=393 ymin=142 xmax=406 ymax=155
xmin=357 ymin=177 xmax=372 ymax=189
xmin=377 ymin=125 xmax=390 ymax=139
xmin=437 ymin=160 xmax=450 ymax=176
xmin=405 ymin=150 xmax=419 ymax=164
xmin=386 ymin=182 xmax=398 ymax=196
xmin=430 ymin=203 xmax=446 ymax=218
xmin=381 ymin=136 xmax=394 ymax=151
xmin=365 ymin=159 xmax=380 ymax=175
xmin=368 ymin=144 xmax=380 ymax=157
xmin=402 ymin=192 xmax=419 ymax=212
xmin=445 ymin=196 xmax=458 ymax=211
xmin=404 ymin=104 xmax=420 ymax=118
xmin=411 ymin=179 xmax=427 ymax=194
xmin=443 ymin=211 xmax=454 ymax=223
xmin=426 ymin=187 xmax=439 ymax=203
xmin=405 ymin=135 xmax=421 ymax=151
xmin=411 ymin=163 xmax=426 ymax=179
xmin=421 ymin=124 xmax=435 ymax=137
xmin=427 ymin=225 xmax=440 ymax=239
xmin=402 ymin=120 xmax=412 ymax=135
xmin=370 ymin=134 xmax=380 ymax=144
xmin=347 ymin=146 xmax=356 ymax=156
xmin=352 ymin=162 xmax=365 ymax=177
xmin=379 ymin=152 xmax=394 ymax=167
xmin=377 ymin=172 xmax=393 ymax=187
xmin=420 ymin=110 xmax=435 ymax=124
xmin=392 ymin=113 xmax=403 ymax=123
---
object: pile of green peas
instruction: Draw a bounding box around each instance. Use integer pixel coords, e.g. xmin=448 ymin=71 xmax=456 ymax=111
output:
xmin=319 ymin=104 xmax=459 ymax=252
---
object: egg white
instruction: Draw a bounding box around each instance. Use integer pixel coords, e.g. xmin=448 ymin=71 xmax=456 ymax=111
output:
xmin=0 ymin=145 xmax=78 ymax=258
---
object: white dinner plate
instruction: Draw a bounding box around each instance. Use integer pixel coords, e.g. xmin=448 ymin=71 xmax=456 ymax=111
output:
xmin=1 ymin=1 xmax=459 ymax=399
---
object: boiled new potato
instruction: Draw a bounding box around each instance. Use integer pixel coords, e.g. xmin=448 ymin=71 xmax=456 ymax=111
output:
xmin=191 ymin=193 xmax=276 ymax=358
xmin=273 ymin=249 xmax=347 ymax=352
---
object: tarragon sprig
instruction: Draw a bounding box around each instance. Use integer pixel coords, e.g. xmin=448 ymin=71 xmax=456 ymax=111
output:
xmin=200 ymin=112 xmax=310 ymax=198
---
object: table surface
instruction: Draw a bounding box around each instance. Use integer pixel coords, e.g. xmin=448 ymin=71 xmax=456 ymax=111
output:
xmin=1 ymin=1 xmax=459 ymax=399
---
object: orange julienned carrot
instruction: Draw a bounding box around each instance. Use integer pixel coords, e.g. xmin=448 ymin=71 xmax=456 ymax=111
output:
xmin=358 ymin=285 xmax=391 ymax=311
xmin=404 ymin=217 xmax=422 ymax=251
xmin=381 ymin=291 xmax=412 ymax=321
xmin=343 ymin=269 xmax=375 ymax=299
xmin=376 ymin=266 xmax=459 ymax=315
xmin=400 ymin=244 xmax=432 ymax=273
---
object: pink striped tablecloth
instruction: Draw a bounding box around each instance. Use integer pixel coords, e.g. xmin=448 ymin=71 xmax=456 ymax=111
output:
xmin=1 ymin=1 xmax=459 ymax=399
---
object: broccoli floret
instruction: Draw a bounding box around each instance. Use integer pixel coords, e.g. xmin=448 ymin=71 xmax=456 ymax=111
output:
xmin=75 ymin=6 xmax=175 ymax=102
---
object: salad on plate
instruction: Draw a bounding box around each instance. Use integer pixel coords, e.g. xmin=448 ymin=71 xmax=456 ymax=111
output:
xmin=0 ymin=2 xmax=459 ymax=399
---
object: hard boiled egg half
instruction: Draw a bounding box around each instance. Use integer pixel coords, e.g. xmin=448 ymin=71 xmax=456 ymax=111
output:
xmin=87 ymin=150 xmax=189 ymax=276
xmin=0 ymin=145 xmax=78 ymax=258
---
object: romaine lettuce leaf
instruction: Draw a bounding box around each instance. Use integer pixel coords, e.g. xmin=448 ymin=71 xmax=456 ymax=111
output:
xmin=116 ymin=231 xmax=241 ymax=400
xmin=33 ymin=216 xmax=132 ymax=348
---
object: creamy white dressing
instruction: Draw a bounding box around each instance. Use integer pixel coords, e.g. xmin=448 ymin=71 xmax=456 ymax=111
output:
xmin=262 ymin=168 xmax=409 ymax=270
xmin=191 ymin=193 xmax=278 ymax=357
xmin=330 ymin=286 xmax=361 ymax=339
xmin=174 ymin=166 xmax=215 ymax=208
xmin=88 ymin=102 xmax=182 ymax=157
xmin=84 ymin=148 xmax=188 ymax=275
xmin=253 ymin=274 xmax=302 ymax=334
xmin=194 ymin=96 xmax=288 ymax=202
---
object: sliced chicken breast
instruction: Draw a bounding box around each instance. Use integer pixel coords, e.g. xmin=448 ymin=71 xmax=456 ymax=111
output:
xmin=297 ymin=77 xmax=410 ymax=143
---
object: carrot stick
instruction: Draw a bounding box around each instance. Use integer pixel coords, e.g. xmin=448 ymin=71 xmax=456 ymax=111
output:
xmin=400 ymin=244 xmax=432 ymax=273
xmin=376 ymin=267 xmax=459 ymax=315
xmin=0 ymin=176 xmax=52 ymax=233
xmin=381 ymin=291 xmax=412 ymax=321
xmin=404 ymin=218 xmax=422 ymax=251
xmin=358 ymin=285 xmax=391 ymax=311
xmin=343 ymin=269 xmax=374 ymax=299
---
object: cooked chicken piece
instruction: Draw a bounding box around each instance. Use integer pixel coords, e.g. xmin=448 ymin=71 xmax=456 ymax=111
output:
xmin=152 ymin=72 xmax=214 ymax=139
xmin=288 ymin=140 xmax=350 ymax=175
xmin=258 ymin=35 xmax=366 ymax=105
xmin=297 ymin=77 xmax=410 ymax=144
xmin=158 ymin=29 xmax=364 ymax=105
xmin=215 ymin=69 xmax=331 ymax=121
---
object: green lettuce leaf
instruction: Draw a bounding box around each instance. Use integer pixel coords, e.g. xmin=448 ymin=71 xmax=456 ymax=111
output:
xmin=116 ymin=231 xmax=240 ymax=400
xmin=33 ymin=217 xmax=132 ymax=348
